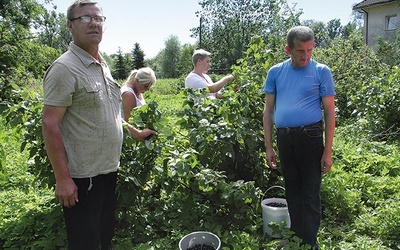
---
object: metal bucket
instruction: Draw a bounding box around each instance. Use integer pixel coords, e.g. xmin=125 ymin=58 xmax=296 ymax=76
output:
xmin=261 ymin=185 xmax=291 ymax=238
xmin=179 ymin=231 xmax=221 ymax=250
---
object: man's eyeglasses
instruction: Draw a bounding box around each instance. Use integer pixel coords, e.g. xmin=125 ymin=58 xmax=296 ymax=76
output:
xmin=70 ymin=15 xmax=106 ymax=24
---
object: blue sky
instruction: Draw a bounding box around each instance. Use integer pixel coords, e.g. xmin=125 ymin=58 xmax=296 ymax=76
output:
xmin=47 ymin=0 xmax=360 ymax=58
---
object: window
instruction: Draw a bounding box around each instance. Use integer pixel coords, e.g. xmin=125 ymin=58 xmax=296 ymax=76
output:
xmin=386 ymin=15 xmax=397 ymax=30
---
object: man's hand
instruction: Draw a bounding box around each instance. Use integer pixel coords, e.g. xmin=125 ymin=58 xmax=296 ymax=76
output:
xmin=55 ymin=178 xmax=78 ymax=208
xmin=266 ymin=146 xmax=277 ymax=170
xmin=321 ymin=151 xmax=333 ymax=174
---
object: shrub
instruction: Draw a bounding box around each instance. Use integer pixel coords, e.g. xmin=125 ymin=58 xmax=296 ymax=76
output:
xmin=0 ymin=186 xmax=65 ymax=249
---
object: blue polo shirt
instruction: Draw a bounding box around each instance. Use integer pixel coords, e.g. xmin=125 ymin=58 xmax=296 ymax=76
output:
xmin=263 ymin=59 xmax=335 ymax=128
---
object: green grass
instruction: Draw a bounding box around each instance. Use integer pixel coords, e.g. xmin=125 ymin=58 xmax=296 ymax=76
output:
xmin=145 ymin=78 xmax=187 ymax=118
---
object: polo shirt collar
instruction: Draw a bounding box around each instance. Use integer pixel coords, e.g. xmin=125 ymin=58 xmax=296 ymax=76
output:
xmin=69 ymin=42 xmax=103 ymax=67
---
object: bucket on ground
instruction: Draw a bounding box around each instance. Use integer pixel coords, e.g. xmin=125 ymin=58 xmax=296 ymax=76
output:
xmin=261 ymin=185 xmax=291 ymax=238
xmin=179 ymin=231 xmax=221 ymax=250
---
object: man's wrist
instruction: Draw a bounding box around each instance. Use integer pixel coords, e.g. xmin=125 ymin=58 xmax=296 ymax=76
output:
xmin=265 ymin=142 xmax=274 ymax=150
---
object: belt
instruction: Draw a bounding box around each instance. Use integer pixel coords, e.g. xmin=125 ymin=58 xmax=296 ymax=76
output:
xmin=277 ymin=121 xmax=322 ymax=133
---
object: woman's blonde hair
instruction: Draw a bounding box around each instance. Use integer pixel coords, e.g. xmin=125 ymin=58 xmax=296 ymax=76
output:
xmin=125 ymin=67 xmax=156 ymax=87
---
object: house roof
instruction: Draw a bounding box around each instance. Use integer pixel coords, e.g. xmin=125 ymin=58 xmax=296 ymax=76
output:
xmin=353 ymin=0 xmax=397 ymax=10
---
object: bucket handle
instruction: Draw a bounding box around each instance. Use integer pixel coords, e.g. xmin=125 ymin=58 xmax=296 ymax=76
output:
xmin=262 ymin=185 xmax=285 ymax=200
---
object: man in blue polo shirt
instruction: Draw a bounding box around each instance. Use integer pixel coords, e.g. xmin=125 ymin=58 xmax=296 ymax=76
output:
xmin=263 ymin=26 xmax=336 ymax=249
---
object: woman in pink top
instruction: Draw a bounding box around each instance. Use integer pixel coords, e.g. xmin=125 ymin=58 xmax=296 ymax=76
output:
xmin=121 ymin=67 xmax=156 ymax=120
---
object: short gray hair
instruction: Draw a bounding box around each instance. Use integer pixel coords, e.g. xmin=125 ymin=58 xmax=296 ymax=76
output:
xmin=192 ymin=49 xmax=211 ymax=65
xmin=67 ymin=0 xmax=100 ymax=20
xmin=286 ymin=26 xmax=314 ymax=49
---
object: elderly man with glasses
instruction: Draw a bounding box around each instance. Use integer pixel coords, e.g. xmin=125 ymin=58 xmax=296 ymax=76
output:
xmin=41 ymin=1 xmax=156 ymax=249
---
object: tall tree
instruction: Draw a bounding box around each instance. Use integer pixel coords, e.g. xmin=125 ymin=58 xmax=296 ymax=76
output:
xmin=341 ymin=22 xmax=359 ymax=38
xmin=176 ymin=43 xmax=196 ymax=77
xmin=0 ymin=0 xmax=43 ymax=74
xmin=36 ymin=4 xmax=71 ymax=52
xmin=124 ymin=53 xmax=133 ymax=76
xmin=0 ymin=0 xmax=60 ymax=78
xmin=161 ymin=35 xmax=181 ymax=78
xmin=113 ymin=47 xmax=127 ymax=80
xmin=194 ymin=0 xmax=301 ymax=70
xmin=327 ymin=19 xmax=342 ymax=40
xmin=350 ymin=5 xmax=364 ymax=28
xmin=303 ymin=20 xmax=330 ymax=48
xmin=131 ymin=42 xmax=145 ymax=69
xmin=0 ymin=0 xmax=61 ymax=107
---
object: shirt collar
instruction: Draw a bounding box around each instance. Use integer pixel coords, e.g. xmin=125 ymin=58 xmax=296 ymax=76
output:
xmin=69 ymin=42 xmax=103 ymax=68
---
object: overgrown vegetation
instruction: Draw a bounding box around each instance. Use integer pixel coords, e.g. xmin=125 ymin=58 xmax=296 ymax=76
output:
xmin=1 ymin=34 xmax=399 ymax=249
xmin=0 ymin=0 xmax=399 ymax=249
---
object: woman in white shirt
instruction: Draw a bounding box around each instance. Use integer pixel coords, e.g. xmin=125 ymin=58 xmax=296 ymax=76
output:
xmin=185 ymin=49 xmax=234 ymax=99
xmin=121 ymin=67 xmax=156 ymax=120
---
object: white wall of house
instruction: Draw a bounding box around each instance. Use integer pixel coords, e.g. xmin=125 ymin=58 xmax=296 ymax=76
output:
xmin=362 ymin=1 xmax=399 ymax=46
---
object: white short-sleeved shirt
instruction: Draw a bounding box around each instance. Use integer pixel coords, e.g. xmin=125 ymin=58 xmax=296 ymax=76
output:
xmin=185 ymin=72 xmax=216 ymax=98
